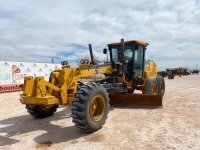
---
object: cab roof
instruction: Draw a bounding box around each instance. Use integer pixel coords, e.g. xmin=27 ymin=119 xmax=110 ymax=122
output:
xmin=108 ymin=40 xmax=149 ymax=47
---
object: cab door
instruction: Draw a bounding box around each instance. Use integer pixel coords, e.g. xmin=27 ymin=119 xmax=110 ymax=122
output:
xmin=133 ymin=45 xmax=145 ymax=78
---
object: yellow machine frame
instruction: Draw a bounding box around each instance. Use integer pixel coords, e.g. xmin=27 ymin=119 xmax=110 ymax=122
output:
xmin=19 ymin=39 xmax=165 ymax=133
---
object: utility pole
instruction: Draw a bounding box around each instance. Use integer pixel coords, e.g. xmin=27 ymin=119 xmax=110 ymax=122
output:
xmin=51 ymin=57 xmax=54 ymax=64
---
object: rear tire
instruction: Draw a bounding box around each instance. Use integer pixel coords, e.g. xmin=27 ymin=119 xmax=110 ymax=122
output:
xmin=26 ymin=104 xmax=58 ymax=118
xmin=71 ymin=82 xmax=109 ymax=133
xmin=156 ymin=76 xmax=165 ymax=96
xmin=143 ymin=77 xmax=158 ymax=95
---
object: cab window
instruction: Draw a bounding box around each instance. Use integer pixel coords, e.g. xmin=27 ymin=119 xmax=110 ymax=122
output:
xmin=111 ymin=48 xmax=118 ymax=62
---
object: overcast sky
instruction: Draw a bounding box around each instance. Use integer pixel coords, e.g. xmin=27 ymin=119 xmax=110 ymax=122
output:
xmin=0 ymin=0 xmax=200 ymax=70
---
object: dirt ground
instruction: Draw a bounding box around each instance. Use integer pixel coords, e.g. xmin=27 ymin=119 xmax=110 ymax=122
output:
xmin=0 ymin=74 xmax=200 ymax=150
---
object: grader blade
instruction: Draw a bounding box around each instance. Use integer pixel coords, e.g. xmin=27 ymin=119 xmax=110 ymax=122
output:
xmin=109 ymin=93 xmax=163 ymax=107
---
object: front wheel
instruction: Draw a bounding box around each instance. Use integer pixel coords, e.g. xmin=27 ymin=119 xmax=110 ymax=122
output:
xmin=26 ymin=104 xmax=58 ymax=118
xmin=143 ymin=77 xmax=158 ymax=95
xmin=71 ymin=82 xmax=110 ymax=133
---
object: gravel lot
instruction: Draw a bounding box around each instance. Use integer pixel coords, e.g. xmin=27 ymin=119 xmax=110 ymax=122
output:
xmin=0 ymin=74 xmax=200 ymax=150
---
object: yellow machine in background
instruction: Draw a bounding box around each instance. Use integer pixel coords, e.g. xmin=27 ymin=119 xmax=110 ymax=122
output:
xmin=20 ymin=39 xmax=165 ymax=133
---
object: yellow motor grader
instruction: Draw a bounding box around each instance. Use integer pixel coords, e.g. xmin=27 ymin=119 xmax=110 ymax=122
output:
xmin=20 ymin=39 xmax=165 ymax=133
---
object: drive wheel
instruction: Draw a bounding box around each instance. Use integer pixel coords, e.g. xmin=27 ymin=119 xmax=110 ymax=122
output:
xmin=143 ymin=77 xmax=158 ymax=95
xmin=71 ymin=82 xmax=109 ymax=133
xmin=26 ymin=104 xmax=58 ymax=118
xmin=156 ymin=76 xmax=165 ymax=96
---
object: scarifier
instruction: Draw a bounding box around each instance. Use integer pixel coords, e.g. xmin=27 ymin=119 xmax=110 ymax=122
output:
xmin=20 ymin=39 xmax=165 ymax=133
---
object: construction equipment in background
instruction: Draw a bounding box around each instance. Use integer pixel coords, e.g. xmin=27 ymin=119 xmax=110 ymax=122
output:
xmin=192 ymin=69 xmax=199 ymax=74
xmin=166 ymin=68 xmax=177 ymax=79
xmin=157 ymin=71 xmax=168 ymax=78
xmin=20 ymin=39 xmax=165 ymax=133
xmin=182 ymin=68 xmax=190 ymax=75
xmin=165 ymin=67 xmax=191 ymax=79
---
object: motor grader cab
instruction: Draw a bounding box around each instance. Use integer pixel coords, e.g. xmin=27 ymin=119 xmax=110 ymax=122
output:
xmin=20 ymin=39 xmax=165 ymax=133
xmin=107 ymin=39 xmax=146 ymax=81
xmin=101 ymin=39 xmax=164 ymax=105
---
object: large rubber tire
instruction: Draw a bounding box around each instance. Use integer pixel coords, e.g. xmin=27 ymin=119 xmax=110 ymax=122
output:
xmin=26 ymin=104 xmax=58 ymax=118
xmin=156 ymin=76 xmax=165 ymax=96
xmin=143 ymin=77 xmax=158 ymax=95
xmin=168 ymin=71 xmax=174 ymax=79
xmin=71 ymin=82 xmax=110 ymax=133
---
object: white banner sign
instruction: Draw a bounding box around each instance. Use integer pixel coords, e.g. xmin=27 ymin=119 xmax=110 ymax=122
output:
xmin=0 ymin=61 xmax=61 ymax=92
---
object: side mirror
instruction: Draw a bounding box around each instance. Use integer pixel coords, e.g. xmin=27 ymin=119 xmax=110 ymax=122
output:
xmin=103 ymin=48 xmax=107 ymax=54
